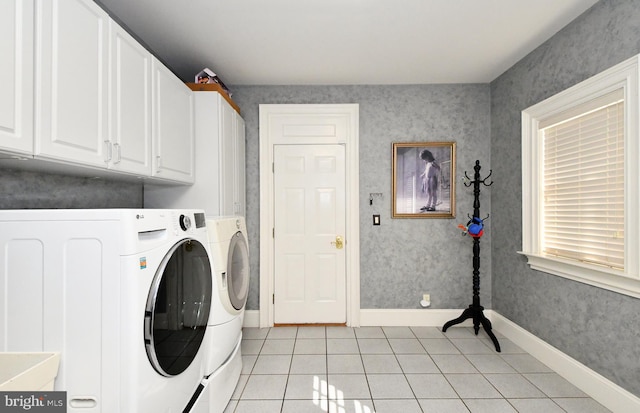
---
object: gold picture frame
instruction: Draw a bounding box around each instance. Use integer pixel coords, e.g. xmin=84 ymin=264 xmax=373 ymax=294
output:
xmin=392 ymin=142 xmax=456 ymax=218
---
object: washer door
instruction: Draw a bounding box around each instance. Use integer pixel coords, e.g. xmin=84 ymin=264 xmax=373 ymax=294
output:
xmin=226 ymin=231 xmax=249 ymax=311
xmin=145 ymin=238 xmax=212 ymax=376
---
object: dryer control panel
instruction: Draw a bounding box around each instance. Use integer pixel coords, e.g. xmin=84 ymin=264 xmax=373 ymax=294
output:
xmin=194 ymin=212 xmax=206 ymax=228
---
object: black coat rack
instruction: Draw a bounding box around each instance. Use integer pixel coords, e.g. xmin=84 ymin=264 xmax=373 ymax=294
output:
xmin=442 ymin=160 xmax=501 ymax=352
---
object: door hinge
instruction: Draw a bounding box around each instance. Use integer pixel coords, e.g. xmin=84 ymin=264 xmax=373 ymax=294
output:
xmin=272 ymin=294 xmax=275 ymax=304
xmin=272 ymin=162 xmax=274 ymax=173
xmin=272 ymin=228 xmax=275 ymax=238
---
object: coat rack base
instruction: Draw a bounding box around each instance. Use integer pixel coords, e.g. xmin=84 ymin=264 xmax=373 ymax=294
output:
xmin=442 ymin=304 xmax=501 ymax=352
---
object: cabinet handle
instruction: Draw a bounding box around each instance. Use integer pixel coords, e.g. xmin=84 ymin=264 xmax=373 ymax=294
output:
xmin=114 ymin=143 xmax=122 ymax=164
xmin=104 ymin=141 xmax=112 ymax=163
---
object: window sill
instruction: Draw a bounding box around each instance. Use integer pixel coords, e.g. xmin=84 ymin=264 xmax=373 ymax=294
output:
xmin=518 ymin=252 xmax=640 ymax=299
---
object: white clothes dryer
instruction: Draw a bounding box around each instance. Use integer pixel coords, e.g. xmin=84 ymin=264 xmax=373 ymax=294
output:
xmin=0 ymin=209 xmax=216 ymax=413
xmin=191 ymin=216 xmax=249 ymax=413
xmin=207 ymin=216 xmax=250 ymax=326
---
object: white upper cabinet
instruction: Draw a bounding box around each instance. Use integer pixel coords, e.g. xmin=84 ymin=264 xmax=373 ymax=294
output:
xmin=220 ymin=101 xmax=246 ymax=216
xmin=1 ymin=0 xmax=192 ymax=182
xmin=108 ymin=21 xmax=152 ymax=175
xmin=234 ymin=115 xmax=246 ymax=216
xmin=219 ymin=96 xmax=236 ymax=215
xmin=0 ymin=0 xmax=34 ymax=155
xmin=151 ymin=57 xmax=195 ymax=183
xmin=35 ymin=0 xmax=110 ymax=167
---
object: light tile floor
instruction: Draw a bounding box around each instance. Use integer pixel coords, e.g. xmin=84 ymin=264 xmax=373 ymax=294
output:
xmin=224 ymin=326 xmax=611 ymax=413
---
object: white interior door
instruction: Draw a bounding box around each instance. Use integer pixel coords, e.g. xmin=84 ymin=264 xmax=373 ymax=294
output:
xmin=259 ymin=104 xmax=360 ymax=328
xmin=274 ymin=144 xmax=346 ymax=324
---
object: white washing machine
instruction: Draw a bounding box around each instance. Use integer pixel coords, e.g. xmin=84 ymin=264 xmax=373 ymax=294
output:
xmin=0 ymin=209 xmax=216 ymax=413
xmin=189 ymin=216 xmax=249 ymax=413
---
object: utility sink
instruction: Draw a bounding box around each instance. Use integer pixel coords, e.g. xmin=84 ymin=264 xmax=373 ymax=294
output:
xmin=0 ymin=353 xmax=60 ymax=391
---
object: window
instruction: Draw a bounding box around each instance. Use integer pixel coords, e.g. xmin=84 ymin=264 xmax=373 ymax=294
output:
xmin=521 ymin=55 xmax=640 ymax=298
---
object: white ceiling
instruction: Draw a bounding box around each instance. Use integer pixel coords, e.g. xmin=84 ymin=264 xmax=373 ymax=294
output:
xmin=97 ymin=0 xmax=599 ymax=86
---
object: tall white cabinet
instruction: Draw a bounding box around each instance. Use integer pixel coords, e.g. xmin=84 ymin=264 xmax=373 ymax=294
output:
xmin=144 ymin=88 xmax=245 ymax=217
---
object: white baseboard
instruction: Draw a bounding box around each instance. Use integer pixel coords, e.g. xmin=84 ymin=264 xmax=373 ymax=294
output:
xmin=242 ymin=310 xmax=260 ymax=328
xmin=359 ymin=308 xmax=474 ymax=327
xmin=241 ymin=309 xmax=471 ymax=328
xmin=490 ymin=312 xmax=640 ymax=413
xmin=242 ymin=308 xmax=474 ymax=328
xmin=244 ymin=308 xmax=639 ymax=412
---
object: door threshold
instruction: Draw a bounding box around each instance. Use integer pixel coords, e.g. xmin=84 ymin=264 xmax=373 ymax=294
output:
xmin=274 ymin=323 xmax=347 ymax=327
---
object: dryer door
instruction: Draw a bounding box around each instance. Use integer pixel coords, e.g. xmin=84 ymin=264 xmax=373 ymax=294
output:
xmin=145 ymin=238 xmax=212 ymax=376
xmin=226 ymin=231 xmax=249 ymax=311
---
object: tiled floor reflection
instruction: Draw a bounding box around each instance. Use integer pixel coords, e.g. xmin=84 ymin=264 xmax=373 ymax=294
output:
xmin=224 ymin=326 xmax=610 ymax=413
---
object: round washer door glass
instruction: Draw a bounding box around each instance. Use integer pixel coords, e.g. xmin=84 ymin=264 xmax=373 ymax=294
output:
xmin=145 ymin=238 xmax=212 ymax=376
xmin=227 ymin=231 xmax=249 ymax=310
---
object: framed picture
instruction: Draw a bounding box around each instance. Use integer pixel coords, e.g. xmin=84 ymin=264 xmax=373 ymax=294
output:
xmin=392 ymin=142 xmax=456 ymax=218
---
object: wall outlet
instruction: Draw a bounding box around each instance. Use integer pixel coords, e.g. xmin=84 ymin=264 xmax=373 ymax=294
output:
xmin=420 ymin=293 xmax=431 ymax=308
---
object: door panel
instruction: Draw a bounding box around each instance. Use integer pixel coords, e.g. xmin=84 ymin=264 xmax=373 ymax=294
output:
xmin=35 ymin=0 xmax=109 ymax=166
xmin=110 ymin=21 xmax=152 ymax=174
xmin=274 ymin=144 xmax=346 ymax=324
xmin=0 ymin=0 xmax=33 ymax=155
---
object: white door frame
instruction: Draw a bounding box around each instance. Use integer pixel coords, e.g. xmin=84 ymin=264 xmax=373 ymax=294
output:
xmin=259 ymin=104 xmax=360 ymax=327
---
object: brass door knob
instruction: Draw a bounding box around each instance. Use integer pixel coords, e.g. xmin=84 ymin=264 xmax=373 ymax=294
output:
xmin=331 ymin=235 xmax=344 ymax=249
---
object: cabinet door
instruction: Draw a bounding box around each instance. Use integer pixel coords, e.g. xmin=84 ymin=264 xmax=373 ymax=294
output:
xmin=109 ymin=21 xmax=152 ymax=175
xmin=151 ymin=58 xmax=194 ymax=183
xmin=220 ymin=99 xmax=236 ymax=215
xmin=219 ymin=100 xmax=245 ymax=216
xmin=0 ymin=0 xmax=34 ymax=155
xmin=35 ymin=0 xmax=109 ymax=167
xmin=234 ymin=114 xmax=246 ymax=216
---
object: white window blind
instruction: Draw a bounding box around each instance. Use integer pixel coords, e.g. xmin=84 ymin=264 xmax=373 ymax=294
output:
xmin=541 ymin=96 xmax=624 ymax=269
xmin=522 ymin=55 xmax=640 ymax=298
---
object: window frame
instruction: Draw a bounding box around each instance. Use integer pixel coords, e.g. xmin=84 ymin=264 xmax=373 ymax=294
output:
xmin=520 ymin=55 xmax=640 ymax=298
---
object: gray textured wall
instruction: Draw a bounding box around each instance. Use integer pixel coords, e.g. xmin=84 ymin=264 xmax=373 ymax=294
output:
xmin=231 ymin=84 xmax=492 ymax=312
xmin=0 ymin=168 xmax=143 ymax=209
xmin=490 ymin=0 xmax=640 ymax=397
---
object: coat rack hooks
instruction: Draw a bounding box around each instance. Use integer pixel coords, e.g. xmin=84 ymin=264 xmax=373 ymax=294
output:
xmin=463 ymin=166 xmax=493 ymax=187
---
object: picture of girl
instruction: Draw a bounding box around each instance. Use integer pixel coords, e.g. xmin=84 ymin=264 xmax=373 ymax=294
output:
xmin=392 ymin=142 xmax=455 ymax=218
xmin=419 ymin=149 xmax=440 ymax=212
